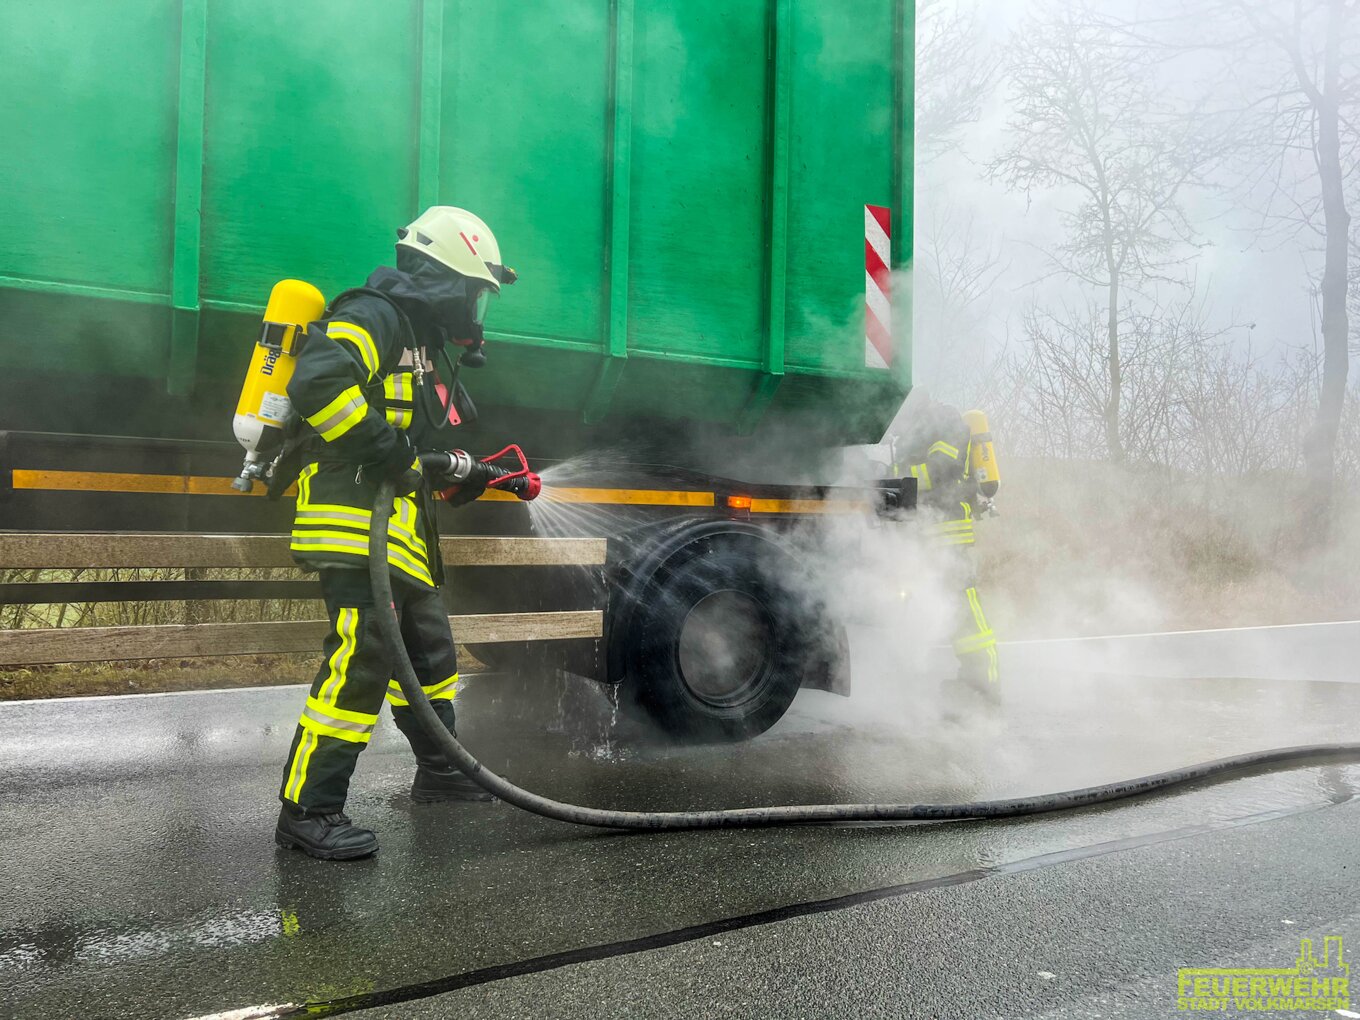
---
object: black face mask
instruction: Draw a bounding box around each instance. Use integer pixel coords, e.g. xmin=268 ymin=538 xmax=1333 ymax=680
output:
xmin=391 ymin=248 xmax=491 ymax=365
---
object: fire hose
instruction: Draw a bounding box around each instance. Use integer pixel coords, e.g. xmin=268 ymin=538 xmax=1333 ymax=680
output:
xmin=370 ymin=477 xmax=1360 ymax=831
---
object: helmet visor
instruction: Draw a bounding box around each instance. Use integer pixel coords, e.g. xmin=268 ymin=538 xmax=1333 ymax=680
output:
xmin=472 ymin=288 xmax=493 ymax=326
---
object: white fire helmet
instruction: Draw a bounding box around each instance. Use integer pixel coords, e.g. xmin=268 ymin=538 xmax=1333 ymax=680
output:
xmin=397 ymin=206 xmax=516 ymax=292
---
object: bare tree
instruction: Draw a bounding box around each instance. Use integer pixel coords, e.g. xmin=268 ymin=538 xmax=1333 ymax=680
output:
xmin=1116 ymin=0 xmax=1360 ymax=504
xmin=916 ymin=0 xmax=1000 ymax=162
xmin=988 ymin=2 xmax=1221 ymax=462
xmin=998 ymin=298 xmax=1231 ymax=464
xmin=914 ymin=201 xmax=1009 ymax=401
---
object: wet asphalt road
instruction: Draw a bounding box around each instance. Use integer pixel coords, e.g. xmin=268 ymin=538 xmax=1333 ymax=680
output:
xmin=2 ymin=631 xmax=1359 ymax=1020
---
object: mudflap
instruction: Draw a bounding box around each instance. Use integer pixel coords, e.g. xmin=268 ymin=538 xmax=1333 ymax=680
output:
xmin=801 ymin=620 xmax=851 ymax=697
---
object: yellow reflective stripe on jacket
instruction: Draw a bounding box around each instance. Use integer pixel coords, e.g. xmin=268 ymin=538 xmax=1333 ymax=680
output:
xmin=910 ymin=462 xmax=932 ymax=491
xmin=386 ymin=673 xmax=459 ymax=708
xmin=386 ymin=543 xmax=435 ymax=587
xmin=294 ymin=508 xmax=371 ymax=530
xmin=391 ymin=497 xmax=428 ymax=552
xmin=382 ymin=372 xmax=415 ymax=429
xmin=326 ymin=321 xmax=380 ymax=380
xmin=306 ymin=385 xmax=368 ymax=442
xmin=294 ymin=504 xmax=426 ymax=554
xmin=289 ymin=532 xmax=435 ymax=586
xmin=933 ymin=502 xmax=974 ymax=545
xmin=928 ymin=440 xmax=960 ymax=460
xmin=290 ymin=532 xmax=370 ymax=557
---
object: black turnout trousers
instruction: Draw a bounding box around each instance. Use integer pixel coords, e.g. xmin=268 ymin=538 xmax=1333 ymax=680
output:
xmin=279 ymin=568 xmax=461 ymax=813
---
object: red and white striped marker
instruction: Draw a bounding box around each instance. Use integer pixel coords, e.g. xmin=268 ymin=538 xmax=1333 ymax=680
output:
xmin=865 ymin=204 xmax=892 ymax=369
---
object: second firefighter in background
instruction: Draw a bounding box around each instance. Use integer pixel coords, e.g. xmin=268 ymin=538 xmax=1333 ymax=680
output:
xmin=275 ymin=206 xmax=517 ymax=861
xmin=890 ymin=389 xmax=1001 ymax=697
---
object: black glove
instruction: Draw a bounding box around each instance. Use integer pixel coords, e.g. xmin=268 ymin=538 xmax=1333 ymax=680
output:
xmin=372 ymin=433 xmax=422 ymax=496
xmin=441 ymin=473 xmax=487 ymax=508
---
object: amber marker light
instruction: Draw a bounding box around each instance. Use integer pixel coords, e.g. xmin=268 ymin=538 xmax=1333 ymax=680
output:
xmin=727 ymin=495 xmax=753 ymax=510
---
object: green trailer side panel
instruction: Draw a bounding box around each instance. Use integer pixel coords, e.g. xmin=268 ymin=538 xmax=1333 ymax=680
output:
xmin=0 ymin=0 xmax=178 ymax=298
xmin=440 ymin=0 xmax=611 ymax=348
xmin=627 ymin=3 xmax=770 ymax=368
xmin=785 ymin=0 xmax=898 ymax=375
xmin=0 ymin=0 xmax=914 ymax=451
xmin=200 ymin=0 xmax=421 ymax=304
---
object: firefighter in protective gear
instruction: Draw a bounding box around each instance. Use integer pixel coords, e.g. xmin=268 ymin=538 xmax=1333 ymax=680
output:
xmin=275 ymin=206 xmax=518 ymax=861
xmin=890 ymin=389 xmax=1000 ymax=697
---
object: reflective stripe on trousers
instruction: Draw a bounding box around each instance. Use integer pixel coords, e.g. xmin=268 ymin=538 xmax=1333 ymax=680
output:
xmin=385 ymin=673 xmax=459 ymax=708
xmin=279 ymin=571 xmax=463 ymax=812
xmin=953 ymin=585 xmax=998 ymax=683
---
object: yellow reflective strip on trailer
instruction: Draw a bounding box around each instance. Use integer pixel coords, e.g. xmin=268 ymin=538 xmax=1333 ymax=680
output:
xmin=749 ymin=498 xmax=868 ymax=515
xmin=14 ymin=471 xmax=864 ymax=517
xmin=10 ymin=469 xmax=296 ymax=497
xmin=524 ymin=487 xmax=717 ymax=507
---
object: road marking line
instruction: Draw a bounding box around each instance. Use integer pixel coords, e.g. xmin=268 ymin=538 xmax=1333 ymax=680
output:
xmin=180 ymin=1006 xmax=298 ymax=1020
xmin=1001 ymin=620 xmax=1360 ymax=646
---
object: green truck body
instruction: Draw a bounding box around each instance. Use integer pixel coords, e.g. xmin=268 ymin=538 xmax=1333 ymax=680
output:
xmin=0 ymin=0 xmax=912 ymax=457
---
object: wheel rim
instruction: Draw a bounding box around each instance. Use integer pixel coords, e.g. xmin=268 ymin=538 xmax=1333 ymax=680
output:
xmin=676 ymin=589 xmax=774 ymax=708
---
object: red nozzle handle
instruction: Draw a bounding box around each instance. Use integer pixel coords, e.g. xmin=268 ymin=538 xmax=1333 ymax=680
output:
xmin=480 ymin=444 xmax=541 ymax=502
xmin=480 ymin=444 xmax=531 ymax=486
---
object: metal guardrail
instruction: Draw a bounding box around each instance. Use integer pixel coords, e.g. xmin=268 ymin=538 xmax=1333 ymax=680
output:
xmin=0 ymin=533 xmax=606 ymax=666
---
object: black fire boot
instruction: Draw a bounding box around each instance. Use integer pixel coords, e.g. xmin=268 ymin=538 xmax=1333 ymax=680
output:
xmin=275 ymin=803 xmax=378 ymax=860
xmin=411 ymin=761 xmax=496 ymax=803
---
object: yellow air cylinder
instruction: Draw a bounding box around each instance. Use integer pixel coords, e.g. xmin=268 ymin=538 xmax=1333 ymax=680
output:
xmin=963 ymin=409 xmax=1000 ymax=498
xmin=231 ymin=279 xmax=326 ymax=491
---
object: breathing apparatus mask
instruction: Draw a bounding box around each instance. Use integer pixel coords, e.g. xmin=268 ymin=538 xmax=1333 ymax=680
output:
xmin=393 ymin=241 xmax=517 ymax=371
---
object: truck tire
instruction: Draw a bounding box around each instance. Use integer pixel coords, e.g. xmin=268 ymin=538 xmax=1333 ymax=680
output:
xmin=619 ymin=531 xmax=807 ymax=742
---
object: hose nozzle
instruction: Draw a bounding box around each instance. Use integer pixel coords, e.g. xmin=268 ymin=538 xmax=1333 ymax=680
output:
xmin=422 ymin=445 xmax=542 ymax=503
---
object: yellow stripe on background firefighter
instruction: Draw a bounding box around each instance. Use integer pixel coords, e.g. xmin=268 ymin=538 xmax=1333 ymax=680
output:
xmin=890 ymin=389 xmax=1001 ymax=713
xmin=264 ymin=206 xmax=518 ymax=861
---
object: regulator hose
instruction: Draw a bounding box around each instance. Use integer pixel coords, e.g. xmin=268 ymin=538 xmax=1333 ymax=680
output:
xmin=370 ymin=481 xmax=1360 ymax=831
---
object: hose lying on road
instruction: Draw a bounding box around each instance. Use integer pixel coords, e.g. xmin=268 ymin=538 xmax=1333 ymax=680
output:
xmin=371 ymin=481 xmax=1360 ymax=831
